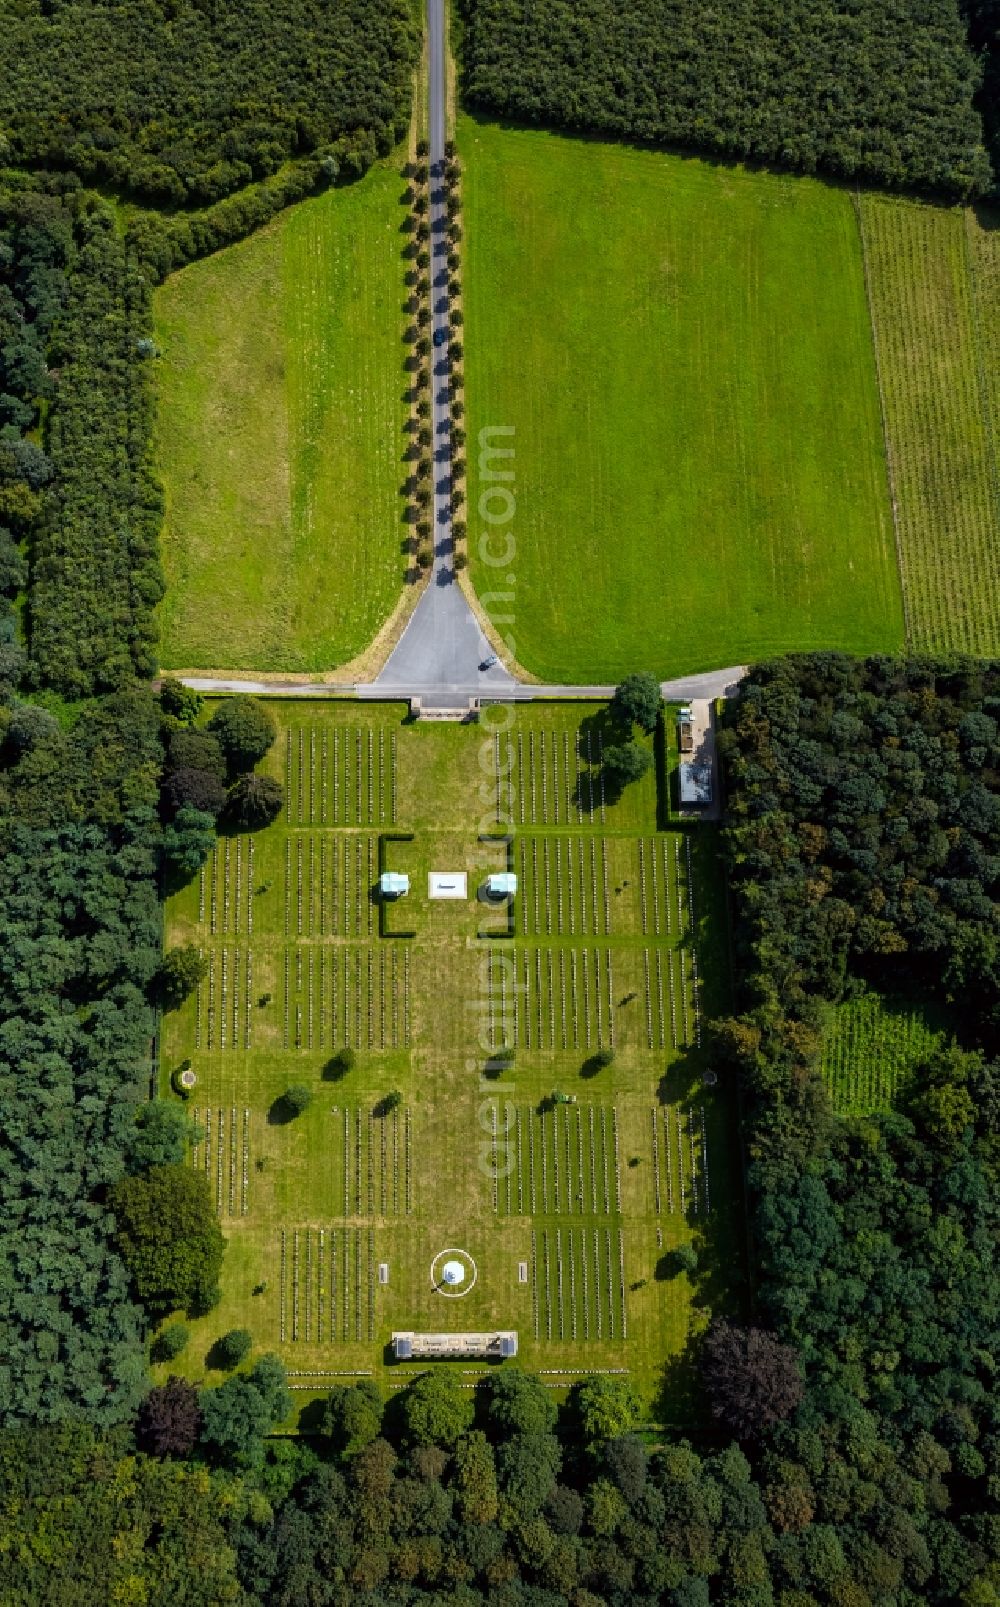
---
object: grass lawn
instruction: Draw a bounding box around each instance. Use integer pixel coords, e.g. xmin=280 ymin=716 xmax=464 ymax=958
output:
xmin=858 ymin=195 xmax=1000 ymax=657
xmin=460 ymin=118 xmax=903 ymax=681
xmin=159 ymin=700 xmax=742 ymax=1420
xmin=153 ymin=165 xmax=408 ymax=673
xmin=821 ymin=991 xmax=950 ymax=1117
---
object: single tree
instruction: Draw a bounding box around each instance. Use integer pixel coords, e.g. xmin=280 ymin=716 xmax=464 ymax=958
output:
xmin=378 ymin=1090 xmax=403 ymax=1116
xmin=138 ymin=1376 xmax=202 ymax=1458
xmin=164 ymin=765 xmax=226 ymax=817
xmin=159 ymin=943 xmax=208 ymax=1008
xmin=162 ymin=805 xmax=216 ymax=877
xmin=152 ymin=1322 xmax=190 ymax=1363
xmin=199 ymin=1355 xmax=292 ymax=1468
xmin=572 ymin=1375 xmax=640 ymax=1443
xmin=109 ymin=1164 xmax=225 ymax=1315
xmin=167 ymin=727 xmax=225 ymax=777
xmin=701 ymin=1321 xmax=804 ymax=1442
xmin=215 ymin=1328 xmax=252 ymax=1370
xmin=485 ymin=1368 xmax=557 ymax=1438
xmin=323 ymin=1047 xmax=356 ymax=1080
xmin=226 ymin=772 xmax=283 ymax=828
xmin=323 ymin=1380 xmax=383 ymax=1457
xmin=453 ymin=1431 xmax=499 ymax=1524
xmin=403 ymin=1369 xmax=474 ymax=1448
xmin=283 ymin=1084 xmax=313 ymax=1117
xmin=610 ymin=672 xmax=661 ymax=732
xmin=602 ymin=740 xmax=653 ymax=787
xmin=207 ymin=696 xmax=276 ymax=774
xmin=127 ymin=1100 xmax=193 ymax=1172
xmin=160 ymin=677 xmax=203 ymax=725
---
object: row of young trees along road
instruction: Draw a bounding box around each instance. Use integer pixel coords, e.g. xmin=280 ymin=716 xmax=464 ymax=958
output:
xmin=1 ymin=0 xmax=1000 ymax=1600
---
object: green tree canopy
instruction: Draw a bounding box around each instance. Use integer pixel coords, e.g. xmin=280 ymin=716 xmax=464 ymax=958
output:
xmin=602 ymin=740 xmax=652 ymax=787
xmin=610 ymin=671 xmax=661 ymax=732
xmin=484 ymin=1367 xmax=557 ymax=1438
xmin=159 ymin=943 xmax=208 ymax=1008
xmin=207 ymin=697 xmax=276 ymax=774
xmin=225 ymin=771 xmax=283 ymax=828
xmin=199 ymin=1355 xmax=292 ymax=1468
xmin=323 ymin=1381 xmax=384 ymax=1458
xmin=109 ymin=1164 xmax=225 ymax=1315
xmin=572 ymin=1375 xmax=640 ymax=1442
xmin=402 ymin=1369 xmax=475 ymax=1448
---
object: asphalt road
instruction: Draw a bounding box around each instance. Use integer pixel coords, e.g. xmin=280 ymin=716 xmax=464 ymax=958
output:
xmin=374 ymin=0 xmax=516 ymax=697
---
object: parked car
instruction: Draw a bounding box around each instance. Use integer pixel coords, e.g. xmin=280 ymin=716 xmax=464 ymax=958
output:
xmin=479 ymin=653 xmax=498 ymax=671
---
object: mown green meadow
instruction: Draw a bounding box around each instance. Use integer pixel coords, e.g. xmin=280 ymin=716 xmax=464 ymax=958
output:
xmin=154 ymin=165 xmax=409 ymax=673
xmin=460 ymin=118 xmax=903 ymax=681
xmin=158 ymin=701 xmax=742 ymax=1419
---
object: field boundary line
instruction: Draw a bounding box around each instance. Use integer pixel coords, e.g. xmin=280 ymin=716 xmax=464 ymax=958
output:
xmin=852 ymin=191 xmax=910 ymax=645
xmin=961 ymin=209 xmax=1000 ymax=551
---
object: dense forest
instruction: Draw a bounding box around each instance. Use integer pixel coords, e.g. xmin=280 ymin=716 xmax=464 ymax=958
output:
xmin=0 ymin=0 xmax=420 ymax=204
xmin=965 ymin=0 xmax=1000 ymax=183
xmin=457 ymin=0 xmax=992 ymax=197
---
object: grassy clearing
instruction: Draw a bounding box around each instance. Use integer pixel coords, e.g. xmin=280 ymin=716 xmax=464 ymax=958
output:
xmin=821 ymin=992 xmax=949 ymax=1117
xmin=858 ymin=196 xmax=1000 ymax=656
xmin=460 ymin=118 xmax=902 ymax=682
xmin=159 ymin=701 xmax=741 ymax=1418
xmin=154 ymin=166 xmax=408 ymax=673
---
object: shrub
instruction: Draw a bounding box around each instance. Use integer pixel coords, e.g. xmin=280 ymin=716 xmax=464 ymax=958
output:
xmin=152 ymin=1322 xmax=190 ymax=1362
xmin=324 ymin=1048 xmax=356 ymax=1080
xmin=216 ymin=1328 xmax=252 ymax=1370
xmin=207 ymin=696 xmax=276 ymax=774
xmin=159 ymin=943 xmax=208 ymax=1008
xmin=283 ymin=1084 xmax=313 ymax=1116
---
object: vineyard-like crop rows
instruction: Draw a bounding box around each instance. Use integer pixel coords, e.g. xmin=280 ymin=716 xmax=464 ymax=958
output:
xmin=822 ymin=993 xmax=946 ymax=1115
xmin=858 ymin=195 xmax=1000 ymax=655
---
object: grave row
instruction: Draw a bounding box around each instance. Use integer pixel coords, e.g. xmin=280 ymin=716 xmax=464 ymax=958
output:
xmin=497 ymin=1103 xmax=620 ymax=1220
xmin=331 ymin=1104 xmax=413 ymax=1220
xmin=518 ymin=836 xmax=611 ymax=938
xmin=190 ymin=1107 xmax=251 ymax=1217
xmin=283 ymin=833 xmax=378 ymax=939
xmin=511 ymin=945 xmax=617 ymax=1052
xmin=282 ymin=944 xmax=408 ymax=1053
xmin=200 ymin=836 xmax=256 ymax=937
xmin=280 ymin=1225 xmax=376 ymax=1345
xmin=283 ymin=727 xmax=396 ymax=827
xmin=532 ymin=1225 xmax=627 ymax=1343
xmin=507 ymin=729 xmax=607 ymax=828
xmin=649 ymin=1103 xmax=712 ymax=1216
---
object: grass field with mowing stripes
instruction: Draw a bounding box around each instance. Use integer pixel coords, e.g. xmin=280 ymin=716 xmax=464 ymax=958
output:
xmin=154 ymin=166 xmax=408 ymax=673
xmin=460 ymin=118 xmax=903 ymax=682
xmin=858 ymin=195 xmax=1000 ymax=656
xmin=158 ymin=701 xmax=742 ymax=1420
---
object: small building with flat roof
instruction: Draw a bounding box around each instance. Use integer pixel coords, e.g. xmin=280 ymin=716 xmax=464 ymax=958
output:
xmin=392 ymin=1331 xmax=517 ymax=1361
xmin=485 ymin=872 xmax=517 ymax=898
xmin=379 ymin=871 xmax=410 ymax=899
xmin=679 ymin=761 xmax=713 ymax=807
